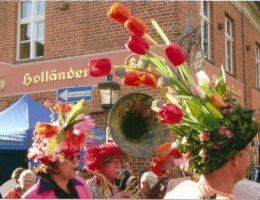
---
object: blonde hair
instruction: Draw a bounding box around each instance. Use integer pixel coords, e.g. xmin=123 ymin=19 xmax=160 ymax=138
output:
xmin=18 ymin=169 xmax=35 ymax=185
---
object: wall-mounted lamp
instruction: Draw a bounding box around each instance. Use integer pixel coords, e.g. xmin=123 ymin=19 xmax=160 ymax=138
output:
xmin=218 ymin=23 xmax=224 ymax=30
xmin=98 ymin=74 xmax=120 ymax=110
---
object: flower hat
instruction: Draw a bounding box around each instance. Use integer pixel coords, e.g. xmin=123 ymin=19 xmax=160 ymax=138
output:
xmin=28 ymin=100 xmax=95 ymax=163
xmin=87 ymin=3 xmax=259 ymax=174
xmin=151 ymin=143 xmax=182 ymax=176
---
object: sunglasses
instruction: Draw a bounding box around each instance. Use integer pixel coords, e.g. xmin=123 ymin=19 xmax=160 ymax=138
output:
xmin=67 ymin=154 xmax=81 ymax=161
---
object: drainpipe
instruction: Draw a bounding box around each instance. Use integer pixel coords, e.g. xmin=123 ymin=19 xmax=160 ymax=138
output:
xmin=241 ymin=12 xmax=247 ymax=109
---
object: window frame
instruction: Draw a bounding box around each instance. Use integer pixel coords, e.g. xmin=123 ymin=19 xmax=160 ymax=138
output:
xmin=225 ymin=17 xmax=234 ymax=75
xmin=16 ymin=0 xmax=45 ymax=61
xmin=256 ymin=45 xmax=260 ymax=89
xmin=200 ymin=1 xmax=211 ymax=60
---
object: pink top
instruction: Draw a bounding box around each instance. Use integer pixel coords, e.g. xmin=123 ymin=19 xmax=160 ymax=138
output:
xmin=22 ymin=176 xmax=92 ymax=199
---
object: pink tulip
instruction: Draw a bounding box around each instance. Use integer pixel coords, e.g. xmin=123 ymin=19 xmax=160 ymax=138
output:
xmin=190 ymin=85 xmax=206 ymax=99
xmin=199 ymin=132 xmax=210 ymax=141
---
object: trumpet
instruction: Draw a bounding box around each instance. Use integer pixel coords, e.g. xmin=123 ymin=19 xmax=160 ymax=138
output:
xmin=124 ymin=178 xmax=141 ymax=199
xmin=117 ymin=169 xmax=141 ymax=199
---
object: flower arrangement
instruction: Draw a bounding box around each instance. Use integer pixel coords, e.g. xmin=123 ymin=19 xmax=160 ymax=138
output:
xmin=28 ymin=99 xmax=95 ymax=163
xmin=87 ymin=3 xmax=259 ymax=174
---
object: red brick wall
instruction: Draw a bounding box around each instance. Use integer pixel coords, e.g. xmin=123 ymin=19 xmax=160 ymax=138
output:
xmin=0 ymin=1 xmax=18 ymax=63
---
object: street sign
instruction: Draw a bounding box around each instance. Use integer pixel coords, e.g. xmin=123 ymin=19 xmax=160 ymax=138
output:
xmin=57 ymin=86 xmax=92 ymax=102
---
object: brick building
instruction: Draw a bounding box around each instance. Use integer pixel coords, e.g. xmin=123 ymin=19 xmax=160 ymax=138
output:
xmin=0 ymin=1 xmax=259 ymax=176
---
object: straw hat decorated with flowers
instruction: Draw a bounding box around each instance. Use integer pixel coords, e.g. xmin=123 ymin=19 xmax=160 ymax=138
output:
xmin=87 ymin=3 xmax=259 ymax=175
xmin=28 ymin=99 xmax=95 ymax=163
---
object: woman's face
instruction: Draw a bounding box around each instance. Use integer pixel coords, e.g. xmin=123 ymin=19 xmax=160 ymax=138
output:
xmin=21 ymin=175 xmax=35 ymax=191
xmin=56 ymin=153 xmax=81 ymax=180
xmin=161 ymin=155 xmax=178 ymax=178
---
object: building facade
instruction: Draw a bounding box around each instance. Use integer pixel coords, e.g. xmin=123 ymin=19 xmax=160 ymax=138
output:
xmin=0 ymin=1 xmax=260 ymax=175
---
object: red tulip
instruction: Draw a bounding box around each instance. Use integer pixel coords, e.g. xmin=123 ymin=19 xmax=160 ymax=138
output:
xmin=123 ymin=71 xmax=142 ymax=86
xmin=126 ymin=35 xmax=150 ymax=55
xmin=88 ymin=58 xmax=111 ymax=77
xmin=35 ymin=122 xmax=58 ymax=138
xmin=165 ymin=43 xmax=186 ymax=66
xmin=158 ymin=103 xmax=183 ymax=124
xmin=107 ymin=3 xmax=131 ymax=24
xmin=125 ymin=16 xmax=147 ymax=36
xmin=210 ymin=94 xmax=226 ymax=108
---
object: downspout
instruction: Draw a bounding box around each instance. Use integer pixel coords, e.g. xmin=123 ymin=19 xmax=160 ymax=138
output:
xmin=241 ymin=12 xmax=247 ymax=108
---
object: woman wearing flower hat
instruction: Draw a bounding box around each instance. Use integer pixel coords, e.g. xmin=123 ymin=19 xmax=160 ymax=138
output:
xmin=22 ymin=100 xmax=95 ymax=199
xmin=84 ymin=143 xmax=131 ymax=199
xmin=149 ymin=143 xmax=183 ymax=199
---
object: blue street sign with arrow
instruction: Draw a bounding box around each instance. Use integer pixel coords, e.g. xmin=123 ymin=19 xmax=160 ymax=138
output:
xmin=57 ymin=86 xmax=92 ymax=102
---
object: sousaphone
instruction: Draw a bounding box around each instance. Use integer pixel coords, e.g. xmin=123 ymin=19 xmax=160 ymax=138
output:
xmin=108 ymin=93 xmax=169 ymax=158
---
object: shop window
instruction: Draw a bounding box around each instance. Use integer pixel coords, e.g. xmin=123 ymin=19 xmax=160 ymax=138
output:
xmin=17 ymin=0 xmax=45 ymax=60
xmin=256 ymin=45 xmax=260 ymax=89
xmin=225 ymin=17 xmax=233 ymax=75
xmin=200 ymin=1 xmax=211 ymax=60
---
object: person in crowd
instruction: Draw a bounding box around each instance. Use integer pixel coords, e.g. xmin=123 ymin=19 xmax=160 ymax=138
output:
xmin=115 ymin=158 xmax=137 ymax=191
xmin=3 ymin=167 xmax=26 ymax=198
xmin=84 ymin=143 xmax=131 ymax=199
xmin=140 ymin=171 xmax=158 ymax=199
xmin=21 ymin=100 xmax=95 ymax=199
xmin=149 ymin=143 xmax=183 ymax=199
xmin=11 ymin=167 xmax=26 ymax=186
xmin=4 ymin=169 xmax=35 ymax=199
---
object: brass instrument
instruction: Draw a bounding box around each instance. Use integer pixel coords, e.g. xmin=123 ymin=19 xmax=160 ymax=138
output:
xmin=108 ymin=93 xmax=169 ymax=158
xmin=118 ymin=169 xmax=141 ymax=199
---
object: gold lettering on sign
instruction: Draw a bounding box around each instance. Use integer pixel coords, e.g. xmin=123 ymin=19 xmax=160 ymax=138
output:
xmin=22 ymin=67 xmax=88 ymax=86
xmin=211 ymin=74 xmax=241 ymax=97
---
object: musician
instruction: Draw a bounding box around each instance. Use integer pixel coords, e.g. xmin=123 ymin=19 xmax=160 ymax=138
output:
xmin=84 ymin=143 xmax=130 ymax=199
xmin=149 ymin=143 xmax=183 ymax=199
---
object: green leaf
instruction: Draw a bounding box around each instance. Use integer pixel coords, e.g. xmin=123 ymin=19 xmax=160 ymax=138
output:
xmin=47 ymin=129 xmax=67 ymax=152
xmin=65 ymin=99 xmax=87 ymax=124
xmin=205 ymin=102 xmax=223 ymax=119
xmin=151 ymin=19 xmax=171 ymax=45
xmin=215 ymin=66 xmax=226 ymax=96
xmin=186 ymin=99 xmax=205 ymax=123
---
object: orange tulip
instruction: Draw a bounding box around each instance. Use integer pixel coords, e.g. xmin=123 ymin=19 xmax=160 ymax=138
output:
xmin=142 ymin=71 xmax=158 ymax=88
xmin=125 ymin=16 xmax=147 ymax=36
xmin=53 ymin=101 xmax=72 ymax=113
xmin=35 ymin=122 xmax=58 ymax=138
xmin=123 ymin=71 xmax=142 ymax=86
xmin=210 ymin=94 xmax=226 ymax=108
xmin=107 ymin=3 xmax=131 ymax=24
xmin=44 ymin=99 xmax=52 ymax=109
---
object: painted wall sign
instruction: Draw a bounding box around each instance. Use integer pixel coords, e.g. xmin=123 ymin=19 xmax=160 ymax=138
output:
xmin=23 ymin=67 xmax=88 ymax=86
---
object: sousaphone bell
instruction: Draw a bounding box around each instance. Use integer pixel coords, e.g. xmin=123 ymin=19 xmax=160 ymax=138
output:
xmin=108 ymin=93 xmax=169 ymax=158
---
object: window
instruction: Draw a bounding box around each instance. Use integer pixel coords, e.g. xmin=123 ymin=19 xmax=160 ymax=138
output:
xmin=225 ymin=17 xmax=233 ymax=74
xmin=17 ymin=0 xmax=45 ymax=60
xmin=200 ymin=1 xmax=211 ymax=59
xmin=256 ymin=45 xmax=260 ymax=89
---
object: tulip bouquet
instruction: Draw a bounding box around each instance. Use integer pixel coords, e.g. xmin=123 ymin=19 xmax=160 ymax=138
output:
xmin=88 ymin=3 xmax=258 ymax=174
xmin=28 ymin=100 xmax=95 ymax=163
